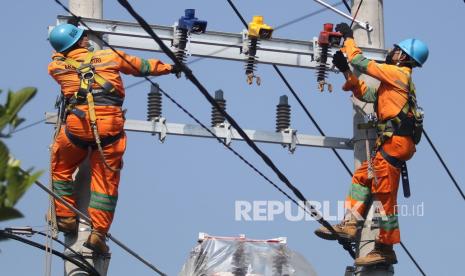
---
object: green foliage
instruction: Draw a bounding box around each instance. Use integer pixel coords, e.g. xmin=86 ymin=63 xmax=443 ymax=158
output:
xmin=0 ymin=87 xmax=42 ymax=222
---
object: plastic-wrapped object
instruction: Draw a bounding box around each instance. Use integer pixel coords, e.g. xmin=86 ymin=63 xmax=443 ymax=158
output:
xmin=179 ymin=233 xmax=317 ymax=276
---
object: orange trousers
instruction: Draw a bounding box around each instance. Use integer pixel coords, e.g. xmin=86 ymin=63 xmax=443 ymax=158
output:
xmin=51 ymin=107 xmax=126 ymax=233
xmin=345 ymin=136 xmax=415 ymax=245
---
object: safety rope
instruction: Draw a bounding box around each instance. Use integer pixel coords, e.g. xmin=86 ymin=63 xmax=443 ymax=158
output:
xmin=44 ymin=98 xmax=63 ymax=276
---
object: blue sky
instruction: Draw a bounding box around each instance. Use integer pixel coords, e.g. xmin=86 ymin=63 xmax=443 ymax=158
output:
xmin=1 ymin=1 xmax=464 ymax=275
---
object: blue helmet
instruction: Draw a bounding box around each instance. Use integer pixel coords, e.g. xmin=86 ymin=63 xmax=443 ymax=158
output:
xmin=395 ymin=38 xmax=429 ymax=67
xmin=49 ymin=24 xmax=84 ymax=53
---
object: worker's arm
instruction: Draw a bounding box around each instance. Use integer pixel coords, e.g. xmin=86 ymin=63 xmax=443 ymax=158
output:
xmin=332 ymin=50 xmax=377 ymax=103
xmin=341 ymin=71 xmax=377 ymax=103
xmin=116 ymin=50 xmax=172 ymax=76
xmin=342 ymin=38 xmax=408 ymax=91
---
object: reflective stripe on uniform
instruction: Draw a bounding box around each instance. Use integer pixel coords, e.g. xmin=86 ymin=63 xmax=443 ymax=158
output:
xmin=89 ymin=191 xmax=118 ymax=212
xmin=351 ymin=54 xmax=370 ymax=72
xmin=362 ymin=86 xmax=377 ymax=103
xmin=379 ymin=214 xmax=399 ymax=231
xmin=349 ymin=183 xmax=371 ymax=202
xmin=53 ymin=180 xmax=74 ymax=196
xmin=139 ymin=58 xmax=151 ymax=76
xmin=394 ymin=79 xmax=409 ymax=91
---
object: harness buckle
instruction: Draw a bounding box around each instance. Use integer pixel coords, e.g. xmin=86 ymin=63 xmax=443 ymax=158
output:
xmin=77 ymin=64 xmax=95 ymax=80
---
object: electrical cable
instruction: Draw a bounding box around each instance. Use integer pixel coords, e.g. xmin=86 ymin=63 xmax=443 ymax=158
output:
xmin=422 ymin=129 xmax=465 ymax=201
xmin=399 ymin=241 xmax=427 ymax=276
xmin=342 ymin=0 xmax=351 ymax=12
xmin=273 ymin=65 xmax=353 ymax=176
xmin=0 ymin=230 xmax=100 ymax=276
xmin=33 ymin=230 xmax=96 ymax=273
xmin=115 ymin=0 xmax=356 ymax=258
xmin=8 ymin=118 xmax=47 ymax=134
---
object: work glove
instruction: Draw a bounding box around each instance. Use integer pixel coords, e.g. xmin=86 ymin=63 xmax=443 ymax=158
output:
xmin=170 ymin=63 xmax=184 ymax=79
xmin=332 ymin=50 xmax=350 ymax=72
xmin=335 ymin=23 xmax=353 ymax=39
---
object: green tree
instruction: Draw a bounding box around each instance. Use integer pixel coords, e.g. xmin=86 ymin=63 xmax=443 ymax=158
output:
xmin=0 ymin=87 xmax=42 ymax=221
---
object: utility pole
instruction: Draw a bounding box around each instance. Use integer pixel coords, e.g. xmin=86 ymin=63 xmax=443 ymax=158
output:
xmin=64 ymin=1 xmax=110 ymax=276
xmin=350 ymin=0 xmax=393 ymax=275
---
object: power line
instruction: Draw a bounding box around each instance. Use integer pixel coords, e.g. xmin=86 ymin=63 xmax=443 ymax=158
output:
xmin=342 ymin=0 xmax=351 ymax=12
xmin=8 ymin=118 xmax=47 ymax=134
xmin=399 ymin=241 xmax=427 ymax=276
xmin=273 ymin=65 xmax=353 ymax=176
xmin=115 ymin=0 xmax=356 ymax=258
xmin=422 ymin=129 xmax=465 ymax=200
xmin=0 ymin=230 xmax=100 ymax=276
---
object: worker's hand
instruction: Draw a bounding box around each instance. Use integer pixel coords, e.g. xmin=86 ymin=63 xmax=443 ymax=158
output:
xmin=170 ymin=64 xmax=183 ymax=75
xmin=332 ymin=51 xmax=350 ymax=72
xmin=335 ymin=23 xmax=353 ymax=39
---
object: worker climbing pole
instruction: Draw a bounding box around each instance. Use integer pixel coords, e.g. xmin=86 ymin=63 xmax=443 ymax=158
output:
xmin=47 ymin=18 xmax=180 ymax=259
xmin=314 ymin=4 xmax=429 ymax=271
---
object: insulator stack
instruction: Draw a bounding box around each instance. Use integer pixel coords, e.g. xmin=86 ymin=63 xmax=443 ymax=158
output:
xmin=147 ymin=84 xmax=163 ymax=121
xmin=273 ymin=246 xmax=289 ymax=276
xmin=316 ymin=44 xmax=329 ymax=83
xmin=276 ymin=95 xmax=291 ymax=132
xmin=245 ymin=38 xmax=261 ymax=85
xmin=245 ymin=38 xmax=258 ymax=75
xmin=174 ymin=28 xmax=189 ymax=64
xmin=211 ymin=90 xmax=227 ymax=127
xmin=231 ymin=242 xmax=248 ymax=276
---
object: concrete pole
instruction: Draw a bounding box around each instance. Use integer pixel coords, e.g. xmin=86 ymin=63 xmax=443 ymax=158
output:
xmin=64 ymin=1 xmax=110 ymax=276
xmin=350 ymin=1 xmax=394 ymax=275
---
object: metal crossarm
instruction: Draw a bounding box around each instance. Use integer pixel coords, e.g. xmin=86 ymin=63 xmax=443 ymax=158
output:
xmin=53 ymin=15 xmax=386 ymax=69
xmin=45 ymin=113 xmax=353 ymax=150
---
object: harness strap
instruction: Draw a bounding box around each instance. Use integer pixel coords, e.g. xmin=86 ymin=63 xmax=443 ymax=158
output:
xmin=65 ymin=128 xmax=124 ymax=150
xmin=63 ymin=53 xmax=116 ymax=94
xmin=68 ymin=89 xmax=124 ymax=107
xmin=379 ymin=148 xmax=410 ymax=198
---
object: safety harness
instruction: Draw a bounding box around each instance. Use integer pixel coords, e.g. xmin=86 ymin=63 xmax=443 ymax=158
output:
xmin=57 ymin=51 xmax=123 ymax=172
xmin=372 ymin=75 xmax=424 ymax=198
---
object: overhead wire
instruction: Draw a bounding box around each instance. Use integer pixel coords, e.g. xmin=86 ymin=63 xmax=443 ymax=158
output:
xmin=341 ymin=0 xmax=351 ymax=12
xmin=223 ymin=0 xmax=429 ymax=273
xmin=0 ymin=229 xmax=100 ymax=276
xmin=115 ymin=0 xmax=356 ymax=258
xmin=422 ymin=129 xmax=465 ymax=200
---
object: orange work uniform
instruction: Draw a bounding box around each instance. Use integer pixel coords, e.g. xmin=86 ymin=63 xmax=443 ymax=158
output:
xmin=342 ymin=38 xmax=415 ymax=245
xmin=48 ymin=48 xmax=172 ymax=233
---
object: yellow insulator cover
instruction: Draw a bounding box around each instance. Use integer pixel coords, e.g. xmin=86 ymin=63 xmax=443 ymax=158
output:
xmin=248 ymin=16 xmax=273 ymax=39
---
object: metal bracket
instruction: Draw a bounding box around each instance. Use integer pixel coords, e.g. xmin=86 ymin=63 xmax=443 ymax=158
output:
xmin=241 ymin=30 xmax=249 ymax=55
xmin=218 ymin=121 xmax=233 ymax=146
xmin=281 ymin=128 xmax=298 ymax=154
xmin=151 ymin=117 xmax=168 ymax=143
